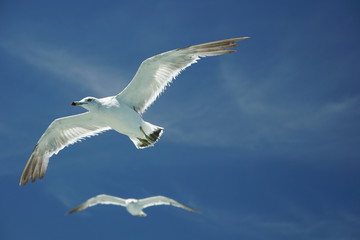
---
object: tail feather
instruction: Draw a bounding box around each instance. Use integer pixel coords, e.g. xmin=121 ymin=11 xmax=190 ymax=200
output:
xmin=130 ymin=123 xmax=163 ymax=149
xmin=149 ymin=128 xmax=162 ymax=142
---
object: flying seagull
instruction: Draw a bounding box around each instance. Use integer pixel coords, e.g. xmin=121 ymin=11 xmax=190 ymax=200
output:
xmin=67 ymin=194 xmax=200 ymax=217
xmin=19 ymin=37 xmax=249 ymax=185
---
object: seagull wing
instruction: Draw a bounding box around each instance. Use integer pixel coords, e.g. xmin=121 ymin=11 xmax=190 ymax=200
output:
xmin=67 ymin=194 xmax=127 ymax=214
xmin=139 ymin=196 xmax=200 ymax=213
xmin=116 ymin=37 xmax=249 ymax=114
xmin=19 ymin=112 xmax=111 ymax=185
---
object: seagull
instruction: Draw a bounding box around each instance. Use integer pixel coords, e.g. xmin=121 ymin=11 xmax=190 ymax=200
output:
xmin=67 ymin=194 xmax=200 ymax=217
xmin=19 ymin=37 xmax=249 ymax=185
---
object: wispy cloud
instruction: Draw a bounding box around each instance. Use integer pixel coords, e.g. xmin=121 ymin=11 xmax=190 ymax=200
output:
xmin=215 ymin=59 xmax=360 ymax=151
xmin=201 ymin=201 xmax=360 ymax=240
xmin=151 ymin=52 xmax=359 ymax=153
xmin=1 ymin=41 xmax=130 ymax=97
xmin=0 ymin=121 xmax=34 ymax=176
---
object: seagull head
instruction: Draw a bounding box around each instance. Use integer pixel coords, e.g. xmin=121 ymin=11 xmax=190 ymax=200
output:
xmin=71 ymin=97 xmax=98 ymax=110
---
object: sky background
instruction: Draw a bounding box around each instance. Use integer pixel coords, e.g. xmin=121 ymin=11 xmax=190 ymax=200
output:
xmin=1 ymin=0 xmax=360 ymax=239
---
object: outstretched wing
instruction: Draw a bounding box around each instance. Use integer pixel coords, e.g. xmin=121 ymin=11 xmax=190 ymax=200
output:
xmin=67 ymin=194 xmax=127 ymax=214
xmin=19 ymin=112 xmax=111 ymax=185
xmin=139 ymin=196 xmax=200 ymax=213
xmin=116 ymin=37 xmax=249 ymax=114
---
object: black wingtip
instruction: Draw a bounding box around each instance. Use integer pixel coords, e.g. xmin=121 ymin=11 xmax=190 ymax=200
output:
xmin=67 ymin=209 xmax=76 ymax=215
xmin=19 ymin=180 xmax=27 ymax=186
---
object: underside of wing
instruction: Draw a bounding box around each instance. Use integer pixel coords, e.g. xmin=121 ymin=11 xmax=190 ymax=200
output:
xmin=19 ymin=112 xmax=111 ymax=185
xmin=116 ymin=37 xmax=249 ymax=114
xmin=67 ymin=194 xmax=126 ymax=214
xmin=140 ymin=196 xmax=200 ymax=213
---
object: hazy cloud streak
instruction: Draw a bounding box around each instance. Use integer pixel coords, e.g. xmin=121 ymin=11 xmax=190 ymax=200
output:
xmin=1 ymin=41 xmax=130 ymax=97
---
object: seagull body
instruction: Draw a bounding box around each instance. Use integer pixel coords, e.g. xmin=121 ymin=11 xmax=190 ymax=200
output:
xmin=71 ymin=96 xmax=162 ymax=147
xmin=67 ymin=194 xmax=200 ymax=217
xmin=19 ymin=37 xmax=249 ymax=185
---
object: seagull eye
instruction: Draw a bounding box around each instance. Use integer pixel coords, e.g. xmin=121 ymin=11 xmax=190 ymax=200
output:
xmin=87 ymin=98 xmax=93 ymax=102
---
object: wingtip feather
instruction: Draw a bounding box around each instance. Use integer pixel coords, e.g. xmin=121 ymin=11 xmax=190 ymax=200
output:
xmin=66 ymin=209 xmax=77 ymax=215
xmin=19 ymin=152 xmax=46 ymax=185
xmin=189 ymin=207 xmax=202 ymax=214
xmin=67 ymin=205 xmax=83 ymax=215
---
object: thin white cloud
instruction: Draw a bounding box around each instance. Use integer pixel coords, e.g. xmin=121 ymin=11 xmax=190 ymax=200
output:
xmin=0 ymin=121 xmax=32 ymax=176
xmin=151 ymin=90 xmax=239 ymax=148
xmin=1 ymin=41 xmax=130 ymax=97
xmin=217 ymin=59 xmax=360 ymax=151
xmin=201 ymin=200 xmax=360 ymax=240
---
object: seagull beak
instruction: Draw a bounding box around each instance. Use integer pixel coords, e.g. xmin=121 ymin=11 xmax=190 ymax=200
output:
xmin=71 ymin=101 xmax=81 ymax=106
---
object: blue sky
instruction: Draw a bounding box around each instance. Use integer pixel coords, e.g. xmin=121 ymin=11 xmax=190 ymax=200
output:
xmin=1 ymin=0 xmax=359 ymax=239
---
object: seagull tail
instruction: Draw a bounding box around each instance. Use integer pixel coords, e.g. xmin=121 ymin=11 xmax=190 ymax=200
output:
xmin=129 ymin=122 xmax=163 ymax=149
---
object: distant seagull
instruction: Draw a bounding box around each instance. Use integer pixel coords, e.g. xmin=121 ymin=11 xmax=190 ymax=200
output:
xmin=67 ymin=194 xmax=200 ymax=217
xmin=19 ymin=37 xmax=249 ymax=185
